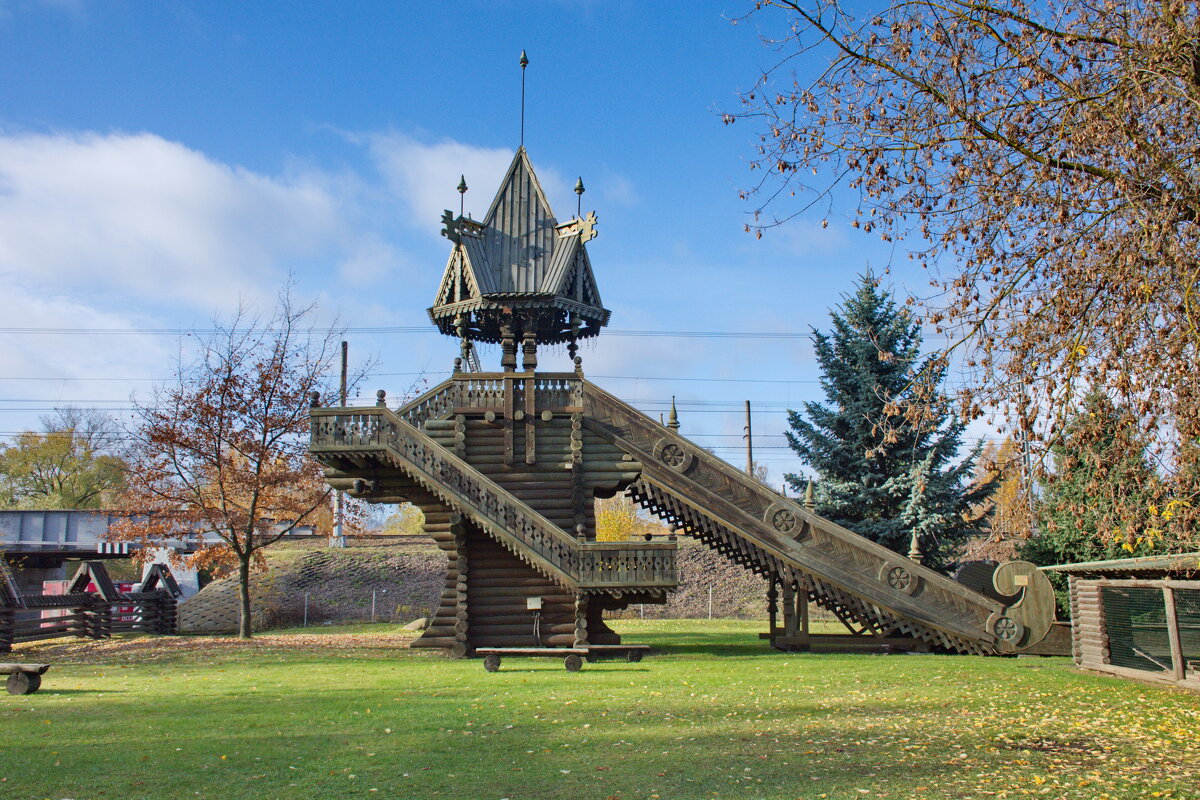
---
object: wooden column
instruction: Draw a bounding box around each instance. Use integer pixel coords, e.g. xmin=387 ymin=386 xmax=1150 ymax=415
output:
xmin=0 ymin=607 xmax=13 ymax=654
xmin=574 ymin=594 xmax=589 ymax=648
xmin=781 ymin=582 xmax=797 ymax=637
xmin=767 ymin=578 xmax=779 ymax=640
xmin=1163 ymin=587 xmax=1186 ymax=683
xmin=451 ymin=516 xmax=470 ymax=658
xmin=524 ymin=373 xmax=537 ymax=466
xmin=500 ymin=323 xmax=517 ymax=372
xmin=799 ymin=575 xmax=810 ymax=641
xmin=503 ymin=376 xmax=515 ymax=467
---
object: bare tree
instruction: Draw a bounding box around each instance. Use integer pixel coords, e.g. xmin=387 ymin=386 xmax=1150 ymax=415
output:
xmin=109 ymin=290 xmax=347 ymax=638
xmin=731 ymin=0 xmax=1200 ymax=545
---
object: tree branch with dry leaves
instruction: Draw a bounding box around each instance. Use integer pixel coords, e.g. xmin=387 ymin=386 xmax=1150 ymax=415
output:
xmin=108 ymin=287 xmax=362 ymax=638
xmin=731 ymin=0 xmax=1200 ymax=548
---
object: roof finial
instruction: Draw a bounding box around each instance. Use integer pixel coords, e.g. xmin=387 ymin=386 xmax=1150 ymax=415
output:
xmin=519 ymin=49 xmax=529 ymax=149
xmin=907 ymin=529 xmax=925 ymax=565
xmin=667 ymin=396 xmax=680 ymax=431
xmin=574 ymin=176 xmax=585 ymax=217
xmin=803 ymin=479 xmax=815 ymax=511
xmin=457 ymin=174 xmax=467 ymax=216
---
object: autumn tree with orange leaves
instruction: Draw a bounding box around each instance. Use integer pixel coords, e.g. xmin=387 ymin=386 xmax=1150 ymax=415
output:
xmin=733 ymin=0 xmax=1200 ymax=548
xmin=109 ymin=292 xmax=343 ymax=638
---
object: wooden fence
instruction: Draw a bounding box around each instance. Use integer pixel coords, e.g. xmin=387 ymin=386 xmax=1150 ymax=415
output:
xmin=0 ymin=560 xmax=181 ymax=653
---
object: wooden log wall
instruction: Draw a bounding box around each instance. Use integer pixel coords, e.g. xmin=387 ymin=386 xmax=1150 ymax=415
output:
xmin=464 ymin=524 xmax=581 ymax=649
xmin=411 ymin=503 xmax=462 ymax=651
xmin=345 ymin=403 xmax=658 ymax=654
xmin=1070 ymin=577 xmax=1109 ymax=670
xmin=421 ymin=417 xmax=640 ymax=540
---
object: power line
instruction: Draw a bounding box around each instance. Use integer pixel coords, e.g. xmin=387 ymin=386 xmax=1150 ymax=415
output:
xmin=0 ymin=325 xmax=816 ymax=340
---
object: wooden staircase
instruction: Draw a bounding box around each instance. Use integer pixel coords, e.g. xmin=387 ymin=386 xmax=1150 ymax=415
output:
xmin=309 ymin=375 xmax=1055 ymax=657
xmin=310 ymin=395 xmax=677 ymax=655
xmin=581 ymin=380 xmax=1055 ymax=655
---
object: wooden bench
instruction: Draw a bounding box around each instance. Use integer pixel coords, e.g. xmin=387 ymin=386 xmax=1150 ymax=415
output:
xmin=475 ymin=645 xmax=651 ymax=672
xmin=1 ymin=664 xmax=50 ymax=695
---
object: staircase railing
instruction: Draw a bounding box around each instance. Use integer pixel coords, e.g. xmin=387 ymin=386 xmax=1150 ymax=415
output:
xmin=310 ymin=405 xmax=675 ymax=592
xmin=580 ymin=380 xmax=1031 ymax=653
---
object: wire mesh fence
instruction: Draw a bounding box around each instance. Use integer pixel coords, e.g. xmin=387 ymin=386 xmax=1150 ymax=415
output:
xmin=1101 ymin=586 xmax=1172 ymax=673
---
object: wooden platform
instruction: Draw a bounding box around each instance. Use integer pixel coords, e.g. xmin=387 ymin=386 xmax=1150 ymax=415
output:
xmin=475 ymin=644 xmax=650 ymax=671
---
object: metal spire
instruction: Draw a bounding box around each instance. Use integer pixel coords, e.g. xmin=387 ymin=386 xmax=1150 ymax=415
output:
xmin=457 ymin=174 xmax=467 ymax=216
xmin=574 ymin=176 xmax=585 ymax=217
xmin=519 ymin=49 xmax=529 ymax=149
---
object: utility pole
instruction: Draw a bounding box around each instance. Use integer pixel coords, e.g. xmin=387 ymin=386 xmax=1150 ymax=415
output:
xmin=332 ymin=341 xmax=348 ymax=549
xmin=744 ymin=400 xmax=754 ymax=477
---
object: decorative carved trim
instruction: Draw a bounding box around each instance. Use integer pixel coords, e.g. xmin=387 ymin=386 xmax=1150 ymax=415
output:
xmin=986 ymin=611 xmax=1025 ymax=649
xmin=878 ymin=561 xmax=922 ymax=596
xmin=763 ymin=502 xmax=804 ymax=538
xmin=652 ymin=438 xmax=694 ymax=473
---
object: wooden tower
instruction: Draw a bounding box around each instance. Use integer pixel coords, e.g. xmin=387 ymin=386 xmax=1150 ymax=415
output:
xmin=310 ymin=151 xmax=1059 ymax=660
xmin=313 ymin=149 xmax=677 ymax=657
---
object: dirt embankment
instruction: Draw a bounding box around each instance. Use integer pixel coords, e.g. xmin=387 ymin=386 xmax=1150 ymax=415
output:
xmin=177 ymin=538 xmax=776 ymax=634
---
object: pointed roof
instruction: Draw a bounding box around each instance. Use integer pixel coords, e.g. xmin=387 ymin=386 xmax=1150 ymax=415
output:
xmin=477 ymin=148 xmax=560 ymax=294
xmin=428 ymin=147 xmax=609 ymax=345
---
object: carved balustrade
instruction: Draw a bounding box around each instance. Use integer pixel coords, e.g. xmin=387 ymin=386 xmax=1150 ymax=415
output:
xmin=310 ymin=404 xmax=675 ymax=592
xmin=580 ymin=380 xmax=1039 ymax=654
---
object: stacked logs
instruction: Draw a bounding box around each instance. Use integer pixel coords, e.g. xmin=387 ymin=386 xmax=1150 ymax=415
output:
xmin=464 ymin=526 xmax=576 ymax=649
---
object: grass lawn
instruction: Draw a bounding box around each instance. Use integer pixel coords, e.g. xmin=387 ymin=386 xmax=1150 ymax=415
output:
xmin=1 ymin=620 xmax=1197 ymax=800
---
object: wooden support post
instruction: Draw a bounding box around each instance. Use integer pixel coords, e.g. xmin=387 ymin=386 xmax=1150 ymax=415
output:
xmin=781 ymin=581 xmax=797 ymax=637
xmin=0 ymin=607 xmax=12 ymax=654
xmin=799 ymin=577 xmax=810 ymax=639
xmin=1163 ymin=587 xmax=1186 ymax=683
xmin=522 ymin=329 xmax=538 ymax=371
xmin=524 ymin=374 xmax=537 ymax=466
xmin=767 ymin=578 xmax=778 ymax=638
xmin=503 ymin=376 xmax=515 ymax=467
xmin=574 ymin=594 xmax=589 ymax=647
xmin=451 ymin=516 xmax=470 ymax=658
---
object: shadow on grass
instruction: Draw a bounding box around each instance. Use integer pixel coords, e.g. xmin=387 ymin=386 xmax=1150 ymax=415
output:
xmin=643 ymin=631 xmax=775 ymax=658
xmin=482 ymin=665 xmax=653 ymax=675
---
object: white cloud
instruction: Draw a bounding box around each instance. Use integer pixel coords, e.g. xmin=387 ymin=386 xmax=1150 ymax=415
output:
xmin=0 ymin=131 xmax=358 ymax=309
xmin=0 ymin=288 xmax=175 ymax=436
xmin=365 ymin=133 xmax=573 ymax=232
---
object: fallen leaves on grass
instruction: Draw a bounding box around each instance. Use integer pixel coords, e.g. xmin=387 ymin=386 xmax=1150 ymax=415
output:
xmin=10 ymin=629 xmax=421 ymax=665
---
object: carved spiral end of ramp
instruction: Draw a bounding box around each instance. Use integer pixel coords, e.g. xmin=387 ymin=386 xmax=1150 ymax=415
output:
xmin=992 ymin=560 xmax=1055 ymax=651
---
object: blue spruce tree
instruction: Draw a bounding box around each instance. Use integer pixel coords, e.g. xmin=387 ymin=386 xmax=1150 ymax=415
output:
xmin=785 ymin=274 xmax=992 ymax=569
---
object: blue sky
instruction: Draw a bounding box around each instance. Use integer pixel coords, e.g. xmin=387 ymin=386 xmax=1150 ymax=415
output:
xmin=0 ymin=0 xmax=960 ymax=486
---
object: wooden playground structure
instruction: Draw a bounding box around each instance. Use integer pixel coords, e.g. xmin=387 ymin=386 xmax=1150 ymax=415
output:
xmin=0 ymin=557 xmax=181 ymax=655
xmin=309 ymin=147 xmax=1061 ymax=663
